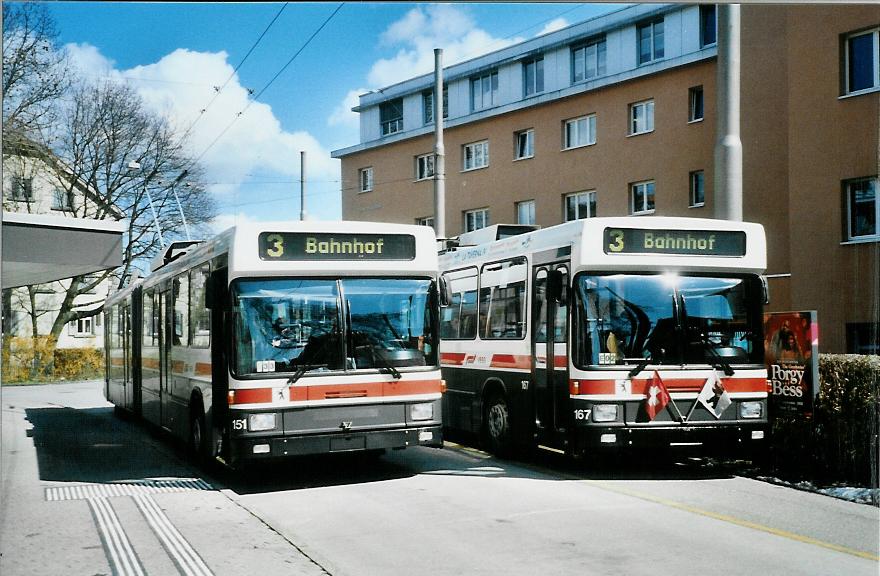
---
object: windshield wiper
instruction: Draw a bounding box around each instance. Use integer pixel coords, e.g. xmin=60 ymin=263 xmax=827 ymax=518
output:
xmin=694 ymin=331 xmax=735 ymax=376
xmin=287 ymin=363 xmax=325 ymax=386
xmin=628 ymin=351 xmax=655 ymax=378
xmin=361 ymin=332 xmax=402 ymax=379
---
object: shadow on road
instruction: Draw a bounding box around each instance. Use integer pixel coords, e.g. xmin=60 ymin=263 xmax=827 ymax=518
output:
xmin=25 ymin=406 xmax=196 ymax=484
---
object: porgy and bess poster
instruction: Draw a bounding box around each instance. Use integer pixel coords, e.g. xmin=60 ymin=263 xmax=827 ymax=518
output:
xmin=763 ymin=311 xmax=819 ymax=417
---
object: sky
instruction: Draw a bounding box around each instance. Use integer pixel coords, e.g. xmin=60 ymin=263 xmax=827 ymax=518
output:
xmin=46 ymin=2 xmax=626 ymax=233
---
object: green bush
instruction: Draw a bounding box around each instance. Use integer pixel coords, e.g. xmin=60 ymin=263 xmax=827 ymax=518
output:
xmin=53 ymin=347 xmax=104 ymax=380
xmin=771 ymin=354 xmax=880 ymax=489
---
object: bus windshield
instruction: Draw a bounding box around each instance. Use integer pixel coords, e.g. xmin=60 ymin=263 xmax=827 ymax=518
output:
xmin=232 ymin=278 xmax=436 ymax=377
xmin=574 ymin=273 xmax=763 ymax=368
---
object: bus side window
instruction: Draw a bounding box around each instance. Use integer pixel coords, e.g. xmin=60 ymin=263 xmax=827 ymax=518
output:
xmin=440 ymin=268 xmax=478 ymax=340
xmin=479 ymin=257 xmax=527 ymax=340
xmin=554 ymin=266 xmax=568 ymax=343
xmin=190 ymin=265 xmax=211 ymax=348
xmin=173 ymin=273 xmax=190 ymax=346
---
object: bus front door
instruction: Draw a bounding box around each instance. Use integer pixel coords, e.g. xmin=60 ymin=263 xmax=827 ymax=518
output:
xmin=532 ymin=265 xmax=569 ymax=443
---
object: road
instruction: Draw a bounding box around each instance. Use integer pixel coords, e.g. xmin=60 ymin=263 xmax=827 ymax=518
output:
xmin=2 ymin=381 xmax=877 ymax=576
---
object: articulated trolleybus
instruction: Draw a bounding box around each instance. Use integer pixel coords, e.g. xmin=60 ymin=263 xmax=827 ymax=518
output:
xmin=105 ymin=221 xmax=443 ymax=467
xmin=439 ymin=217 xmax=769 ymax=458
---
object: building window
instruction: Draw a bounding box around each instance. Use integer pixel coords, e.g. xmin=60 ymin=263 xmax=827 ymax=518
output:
xmin=843 ymin=28 xmax=879 ymax=95
xmin=563 ymin=115 xmax=596 ymax=149
xmin=564 ymin=191 xmax=596 ymax=221
xmin=465 ymin=208 xmax=490 ymax=232
xmin=380 ymin=98 xmax=403 ymax=135
xmin=631 ymin=181 xmax=656 ymax=215
xmin=69 ymin=317 xmax=95 ymax=337
xmin=524 ymin=57 xmax=544 ymax=97
xmin=359 ymin=167 xmax=373 ymax=193
xmin=700 ymin=4 xmax=717 ymax=48
xmin=638 ymin=19 xmax=665 ymax=65
xmin=423 ymin=85 xmax=448 ymax=125
xmin=515 ymin=129 xmax=534 ymax=160
xmin=844 ymin=177 xmax=878 ymax=241
xmin=572 ymin=38 xmax=607 ymax=83
xmin=415 ymin=153 xmax=435 ymax=181
xmin=9 ymin=176 xmax=33 ymax=201
xmin=52 ymin=188 xmax=73 ymax=211
xmin=463 ymin=140 xmax=489 ymax=171
xmin=629 ymin=100 xmax=655 ymax=135
xmin=416 ymin=216 xmax=434 ymax=228
xmin=471 ymin=71 xmax=498 ymax=112
xmin=516 ymin=200 xmax=536 ymax=225
xmin=690 ymin=171 xmax=705 ymax=207
xmin=689 ymin=86 xmax=704 ymax=122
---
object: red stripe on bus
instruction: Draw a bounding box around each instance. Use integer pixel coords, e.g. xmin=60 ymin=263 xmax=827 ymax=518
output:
xmin=110 ymin=357 xmax=125 ymax=367
xmin=569 ymin=377 xmax=768 ymax=396
xmin=491 ymin=354 xmax=531 ymax=370
xmin=440 ymin=352 xmax=467 ymax=366
xmin=229 ymin=388 xmax=273 ymax=405
xmin=142 ymin=358 xmax=160 ymax=369
xmin=195 ymin=362 xmax=212 ymax=376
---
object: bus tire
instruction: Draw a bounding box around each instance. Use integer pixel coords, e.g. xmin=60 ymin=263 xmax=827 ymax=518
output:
xmin=483 ymin=393 xmax=512 ymax=456
xmin=188 ymin=400 xmax=208 ymax=466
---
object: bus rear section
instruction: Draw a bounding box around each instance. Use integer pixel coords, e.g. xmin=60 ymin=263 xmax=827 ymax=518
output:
xmin=439 ymin=217 xmax=770 ymax=461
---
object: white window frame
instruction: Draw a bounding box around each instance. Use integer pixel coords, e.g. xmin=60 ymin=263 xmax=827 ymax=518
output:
xmin=52 ymin=188 xmax=73 ymax=211
xmin=700 ymin=4 xmax=717 ymax=48
xmin=843 ymin=28 xmax=880 ymax=96
xmin=462 ymin=140 xmax=490 ymax=172
xmin=471 ymin=71 xmax=499 ymax=112
xmin=9 ymin=176 xmax=33 ymax=202
xmin=563 ymin=115 xmax=597 ymax=150
xmin=515 ymin=129 xmax=534 ymax=160
xmin=423 ymin=86 xmax=448 ymax=125
xmin=417 ymin=216 xmax=434 ymax=228
xmin=380 ymin=98 xmax=403 ymax=135
xmin=689 ymin=170 xmax=705 ymax=208
xmin=564 ymin=191 xmax=597 ymax=221
xmin=69 ymin=317 xmax=95 ymax=337
xmin=637 ymin=19 xmax=665 ymax=65
xmin=516 ymin=200 xmax=536 ymax=225
xmin=630 ymin=180 xmax=656 ymax=215
xmin=572 ymin=38 xmax=607 ymax=83
xmin=689 ymin=86 xmax=704 ymax=123
xmin=464 ymin=208 xmax=490 ymax=232
xmin=523 ymin=57 xmax=544 ymax=97
xmin=629 ymin=100 xmax=655 ymax=136
xmin=359 ymin=167 xmax=373 ymax=193
xmin=844 ymin=177 xmax=879 ymax=242
xmin=415 ymin=153 xmax=435 ymax=181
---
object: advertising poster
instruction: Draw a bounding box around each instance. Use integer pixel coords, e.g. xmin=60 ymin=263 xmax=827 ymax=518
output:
xmin=764 ymin=311 xmax=819 ymax=417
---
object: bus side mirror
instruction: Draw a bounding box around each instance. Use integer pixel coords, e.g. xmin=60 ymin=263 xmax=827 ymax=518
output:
xmin=548 ymin=269 xmax=566 ymax=303
xmin=439 ymin=276 xmax=451 ymax=307
xmin=760 ymin=276 xmax=770 ymax=305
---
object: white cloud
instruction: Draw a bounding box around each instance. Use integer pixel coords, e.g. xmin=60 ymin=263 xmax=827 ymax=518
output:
xmin=367 ymin=5 xmax=523 ymax=88
xmin=63 ymin=44 xmax=340 ymax=221
xmin=328 ymin=88 xmax=367 ymax=130
xmin=537 ymin=18 xmax=569 ymax=37
xmin=65 ymin=42 xmax=117 ymax=77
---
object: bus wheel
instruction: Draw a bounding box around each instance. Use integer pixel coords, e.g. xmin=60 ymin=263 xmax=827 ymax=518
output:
xmin=188 ymin=404 xmax=208 ymax=466
xmin=484 ymin=394 xmax=512 ymax=456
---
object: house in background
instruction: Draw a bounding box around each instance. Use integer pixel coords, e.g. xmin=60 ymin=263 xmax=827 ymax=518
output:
xmin=2 ymin=139 xmax=124 ymax=350
xmin=332 ymin=3 xmax=879 ymax=354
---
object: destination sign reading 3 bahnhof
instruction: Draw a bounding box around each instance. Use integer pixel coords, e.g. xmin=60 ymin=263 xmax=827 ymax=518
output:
xmin=258 ymin=232 xmax=416 ymax=261
xmin=603 ymin=228 xmax=747 ymax=256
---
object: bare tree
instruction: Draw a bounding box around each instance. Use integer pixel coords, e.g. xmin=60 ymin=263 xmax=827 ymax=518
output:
xmin=39 ymin=79 xmax=217 ymax=345
xmin=2 ymin=2 xmax=69 ymax=144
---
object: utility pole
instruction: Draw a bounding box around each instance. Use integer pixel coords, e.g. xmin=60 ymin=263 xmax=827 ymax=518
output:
xmin=300 ymin=151 xmax=307 ymax=221
xmin=714 ymin=3 xmax=743 ymax=221
xmin=433 ymin=48 xmax=446 ymax=239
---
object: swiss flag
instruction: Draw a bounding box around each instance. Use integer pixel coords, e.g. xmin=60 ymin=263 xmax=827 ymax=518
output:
xmin=645 ymin=370 xmax=671 ymax=421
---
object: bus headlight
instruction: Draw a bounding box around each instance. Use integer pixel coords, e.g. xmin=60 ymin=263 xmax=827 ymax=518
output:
xmin=592 ymin=404 xmax=619 ymax=422
xmin=410 ymin=403 xmax=434 ymax=421
xmin=739 ymin=402 xmax=763 ymax=419
xmin=248 ymin=413 xmax=277 ymax=431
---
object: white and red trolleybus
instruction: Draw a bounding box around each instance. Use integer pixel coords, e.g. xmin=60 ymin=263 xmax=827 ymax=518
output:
xmin=438 ymin=217 xmax=770 ymax=459
xmin=104 ymin=221 xmax=443 ymax=466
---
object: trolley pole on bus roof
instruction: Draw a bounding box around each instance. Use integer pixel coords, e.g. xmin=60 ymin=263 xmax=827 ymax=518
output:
xmin=300 ymin=151 xmax=307 ymax=221
xmin=714 ymin=3 xmax=743 ymax=222
xmin=433 ymin=48 xmax=446 ymax=239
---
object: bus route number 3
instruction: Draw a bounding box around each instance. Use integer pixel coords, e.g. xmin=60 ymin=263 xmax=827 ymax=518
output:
xmin=607 ymin=229 xmax=624 ymax=253
xmin=265 ymin=233 xmax=284 ymax=258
